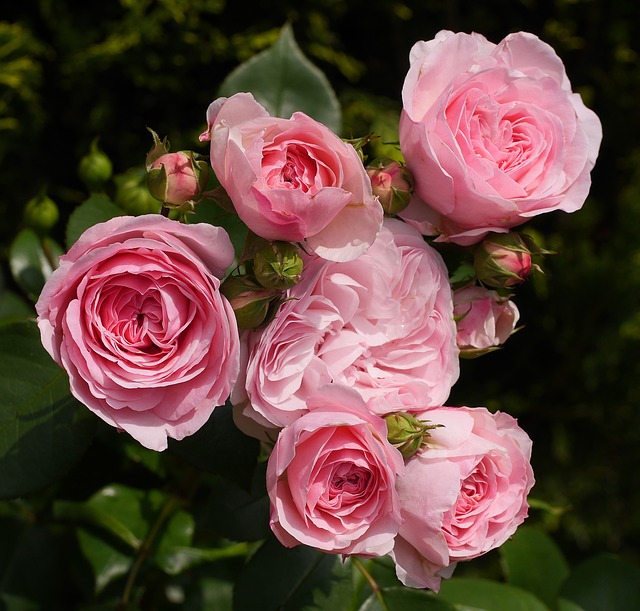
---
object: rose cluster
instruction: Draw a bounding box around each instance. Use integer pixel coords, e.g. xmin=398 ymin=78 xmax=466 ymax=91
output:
xmin=36 ymin=31 xmax=600 ymax=589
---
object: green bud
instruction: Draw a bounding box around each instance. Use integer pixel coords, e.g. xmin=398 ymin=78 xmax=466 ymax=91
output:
xmin=253 ymin=241 xmax=304 ymax=290
xmin=220 ymin=275 xmax=281 ymax=330
xmin=114 ymin=168 xmax=162 ymax=215
xmin=384 ymin=412 xmax=443 ymax=460
xmin=23 ymin=191 xmax=59 ymax=235
xmin=78 ymin=138 xmax=113 ymax=191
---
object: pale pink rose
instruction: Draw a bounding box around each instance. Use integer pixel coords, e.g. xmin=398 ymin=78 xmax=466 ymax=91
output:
xmin=453 ymin=285 xmax=519 ymax=351
xmin=392 ymin=406 xmax=534 ymax=590
xmin=235 ymin=218 xmax=459 ymax=429
xmin=267 ymin=384 xmax=404 ymax=556
xmin=199 ymin=92 xmax=383 ymax=262
xmin=399 ymin=30 xmax=603 ymax=245
xmin=35 ymin=215 xmax=240 ymax=451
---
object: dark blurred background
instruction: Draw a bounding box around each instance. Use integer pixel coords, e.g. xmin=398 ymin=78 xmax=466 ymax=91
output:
xmin=1 ymin=0 xmax=638 ymax=568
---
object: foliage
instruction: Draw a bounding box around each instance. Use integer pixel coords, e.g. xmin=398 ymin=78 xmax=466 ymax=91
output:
xmin=1 ymin=0 xmax=640 ymax=607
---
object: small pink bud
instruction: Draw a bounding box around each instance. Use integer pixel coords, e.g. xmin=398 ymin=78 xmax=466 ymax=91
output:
xmin=366 ymin=158 xmax=413 ymax=215
xmin=147 ymin=151 xmax=209 ymax=207
xmin=474 ymin=232 xmax=533 ymax=289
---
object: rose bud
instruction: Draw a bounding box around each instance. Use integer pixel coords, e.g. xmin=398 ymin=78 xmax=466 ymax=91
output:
xmin=474 ymin=232 xmax=533 ymax=289
xmin=220 ymin=274 xmax=281 ymax=330
xmin=385 ymin=412 xmax=442 ymax=460
xmin=366 ymin=158 xmax=413 ymax=216
xmin=23 ymin=191 xmax=59 ymax=235
xmin=147 ymin=151 xmax=209 ymax=208
xmin=253 ymin=241 xmax=304 ymax=290
xmin=78 ymin=138 xmax=113 ymax=192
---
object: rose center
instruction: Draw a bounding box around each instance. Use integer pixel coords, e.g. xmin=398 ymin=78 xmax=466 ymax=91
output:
xmin=329 ymin=462 xmax=371 ymax=498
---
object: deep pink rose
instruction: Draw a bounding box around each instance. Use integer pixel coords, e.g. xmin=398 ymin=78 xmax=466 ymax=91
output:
xmin=391 ymin=406 xmax=534 ymax=590
xmin=453 ymin=285 xmax=519 ymax=352
xmin=399 ymin=30 xmax=603 ymax=245
xmin=35 ymin=215 xmax=240 ymax=451
xmin=235 ymin=218 xmax=459 ymax=429
xmin=267 ymin=384 xmax=404 ymax=556
xmin=199 ymin=92 xmax=383 ymax=261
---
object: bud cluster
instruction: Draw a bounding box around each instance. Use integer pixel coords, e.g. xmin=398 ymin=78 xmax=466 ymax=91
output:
xmin=221 ymin=235 xmax=305 ymax=330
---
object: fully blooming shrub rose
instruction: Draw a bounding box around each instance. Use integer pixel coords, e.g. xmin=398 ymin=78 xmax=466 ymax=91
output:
xmin=399 ymin=30 xmax=603 ymax=245
xmin=266 ymin=384 xmax=404 ymax=556
xmin=199 ymin=92 xmax=383 ymax=261
xmin=391 ymin=406 xmax=534 ymax=590
xmin=35 ymin=215 xmax=240 ymax=451
xmin=235 ymin=218 xmax=459 ymax=429
xmin=453 ymin=285 xmax=519 ymax=353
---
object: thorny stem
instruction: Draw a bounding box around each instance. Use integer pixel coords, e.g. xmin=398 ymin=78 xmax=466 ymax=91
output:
xmin=352 ymin=557 xmax=389 ymax=611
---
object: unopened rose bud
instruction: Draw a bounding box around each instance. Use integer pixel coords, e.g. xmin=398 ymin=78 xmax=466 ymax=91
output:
xmin=253 ymin=241 xmax=303 ymax=290
xmin=366 ymin=158 xmax=413 ymax=215
xmin=147 ymin=151 xmax=209 ymax=208
xmin=78 ymin=139 xmax=113 ymax=191
xmin=220 ymin=275 xmax=281 ymax=330
xmin=23 ymin=191 xmax=59 ymax=235
xmin=474 ymin=232 xmax=533 ymax=289
xmin=384 ymin=412 xmax=442 ymax=460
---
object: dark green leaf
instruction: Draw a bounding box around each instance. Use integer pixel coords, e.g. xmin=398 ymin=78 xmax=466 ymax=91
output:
xmin=8 ymin=230 xmax=62 ymax=302
xmin=65 ymin=193 xmax=124 ymax=249
xmin=500 ymin=527 xmax=570 ymax=609
xmin=233 ymin=536 xmax=338 ymax=611
xmin=218 ymin=23 xmax=341 ymax=134
xmin=0 ymin=321 xmax=96 ymax=499
xmin=203 ymin=463 xmax=270 ymax=542
xmin=169 ymin=401 xmax=259 ymax=490
xmin=436 ymin=577 xmax=550 ymax=611
xmin=360 ymin=587 xmax=457 ymax=611
xmin=0 ymin=289 xmax=33 ymax=322
xmin=559 ymin=554 xmax=640 ymax=611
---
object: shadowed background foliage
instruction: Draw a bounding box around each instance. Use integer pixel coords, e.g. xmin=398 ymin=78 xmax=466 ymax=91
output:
xmin=1 ymin=0 xmax=639 ymax=589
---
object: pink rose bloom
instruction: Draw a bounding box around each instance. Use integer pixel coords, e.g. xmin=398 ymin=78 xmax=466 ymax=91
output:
xmin=453 ymin=285 xmax=519 ymax=352
xmin=35 ymin=215 xmax=240 ymax=451
xmin=235 ymin=218 xmax=459 ymax=429
xmin=199 ymin=92 xmax=383 ymax=262
xmin=399 ymin=30 xmax=603 ymax=245
xmin=392 ymin=406 xmax=535 ymax=590
xmin=267 ymin=384 xmax=404 ymax=556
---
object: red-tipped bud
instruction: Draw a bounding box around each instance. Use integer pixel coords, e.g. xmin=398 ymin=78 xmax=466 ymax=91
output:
xmin=220 ymin=275 xmax=281 ymax=330
xmin=147 ymin=151 xmax=209 ymax=208
xmin=474 ymin=232 xmax=534 ymax=289
xmin=366 ymin=158 xmax=413 ymax=215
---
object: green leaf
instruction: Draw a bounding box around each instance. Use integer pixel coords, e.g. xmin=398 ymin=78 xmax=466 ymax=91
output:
xmin=9 ymin=229 xmax=63 ymax=302
xmin=218 ymin=23 xmax=341 ymax=134
xmin=559 ymin=554 xmax=640 ymax=611
xmin=203 ymin=463 xmax=270 ymax=542
xmin=500 ymin=527 xmax=570 ymax=609
xmin=360 ymin=587 xmax=456 ymax=611
xmin=65 ymin=192 xmax=124 ymax=249
xmin=0 ymin=321 xmax=96 ymax=499
xmin=233 ymin=536 xmax=338 ymax=611
xmin=0 ymin=289 xmax=33 ymax=322
xmin=169 ymin=401 xmax=259 ymax=490
xmin=436 ymin=577 xmax=550 ymax=611
xmin=68 ymin=484 xmax=196 ymax=593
